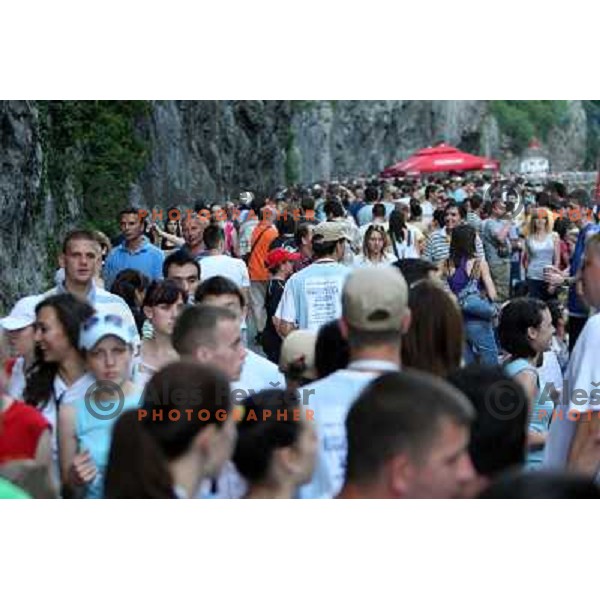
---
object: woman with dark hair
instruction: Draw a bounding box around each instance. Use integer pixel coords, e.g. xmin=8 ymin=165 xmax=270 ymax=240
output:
xmin=109 ymin=269 xmax=150 ymax=335
xmin=135 ymin=279 xmax=187 ymax=385
xmin=104 ymin=361 xmax=235 ymax=498
xmin=388 ymin=209 xmax=420 ymax=260
xmin=149 ymin=207 xmax=185 ymax=253
xmin=233 ymin=390 xmax=317 ymax=499
xmin=553 ymin=216 xmax=571 ymax=273
xmin=498 ymin=297 xmax=555 ymax=469
xmin=314 ymin=319 xmax=350 ymax=379
xmin=23 ymin=294 xmax=95 ymax=485
xmin=401 ymin=280 xmax=464 ymax=378
xmin=431 ymin=207 xmax=446 ymax=231
xmin=445 ymin=224 xmax=498 ymax=366
xmin=409 ymin=197 xmax=427 ymax=235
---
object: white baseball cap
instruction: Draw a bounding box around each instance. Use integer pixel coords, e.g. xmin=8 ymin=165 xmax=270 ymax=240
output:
xmin=0 ymin=295 xmax=42 ymax=331
xmin=80 ymin=313 xmax=136 ymax=351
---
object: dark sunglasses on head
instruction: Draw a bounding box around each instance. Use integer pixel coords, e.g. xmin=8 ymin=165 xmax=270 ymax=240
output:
xmin=83 ymin=314 xmax=124 ymax=332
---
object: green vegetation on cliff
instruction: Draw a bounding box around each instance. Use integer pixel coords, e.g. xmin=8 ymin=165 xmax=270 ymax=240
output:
xmin=490 ymin=101 xmax=568 ymax=153
xmin=37 ymin=101 xmax=151 ymax=237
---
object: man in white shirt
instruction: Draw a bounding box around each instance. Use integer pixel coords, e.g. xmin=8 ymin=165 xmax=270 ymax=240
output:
xmin=180 ymin=282 xmax=285 ymax=499
xmin=199 ymin=224 xmax=250 ymax=304
xmin=338 ymin=370 xmax=475 ymax=499
xmin=275 ymin=220 xmax=352 ymax=337
xmin=297 ymin=266 xmax=412 ymax=498
xmin=545 ymin=232 xmax=600 ymax=477
xmin=42 ymin=230 xmax=140 ymax=351
xmin=194 ymin=276 xmax=286 ymax=391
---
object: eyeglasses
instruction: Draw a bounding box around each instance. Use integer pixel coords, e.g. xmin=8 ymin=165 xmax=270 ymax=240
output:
xmin=83 ymin=314 xmax=124 ymax=332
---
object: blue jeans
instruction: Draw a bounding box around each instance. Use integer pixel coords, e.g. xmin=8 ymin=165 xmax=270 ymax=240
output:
xmin=464 ymin=318 xmax=499 ymax=366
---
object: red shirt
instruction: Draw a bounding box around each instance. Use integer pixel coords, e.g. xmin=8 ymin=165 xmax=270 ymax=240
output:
xmin=3 ymin=358 xmax=16 ymax=379
xmin=0 ymin=401 xmax=51 ymax=464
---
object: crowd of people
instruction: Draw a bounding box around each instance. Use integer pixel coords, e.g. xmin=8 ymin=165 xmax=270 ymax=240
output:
xmin=2 ymin=172 xmax=600 ymax=499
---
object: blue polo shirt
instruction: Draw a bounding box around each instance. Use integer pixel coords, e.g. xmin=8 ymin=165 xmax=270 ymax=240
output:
xmin=103 ymin=237 xmax=164 ymax=289
xmin=568 ymin=222 xmax=600 ymax=317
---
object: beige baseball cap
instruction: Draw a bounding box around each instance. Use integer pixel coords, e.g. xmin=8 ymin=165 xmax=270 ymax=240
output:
xmin=342 ymin=266 xmax=409 ymax=331
xmin=279 ymin=330 xmax=318 ymax=381
xmin=313 ymin=221 xmax=352 ymax=243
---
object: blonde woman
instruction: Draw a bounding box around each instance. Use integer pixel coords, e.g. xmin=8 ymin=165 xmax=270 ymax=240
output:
xmin=354 ymin=224 xmax=395 ymax=268
xmin=92 ymin=231 xmax=112 ymax=289
xmin=522 ymin=207 xmax=560 ymax=301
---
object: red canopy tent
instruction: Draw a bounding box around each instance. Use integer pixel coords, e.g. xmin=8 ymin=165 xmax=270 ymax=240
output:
xmin=381 ymin=143 xmax=499 ymax=178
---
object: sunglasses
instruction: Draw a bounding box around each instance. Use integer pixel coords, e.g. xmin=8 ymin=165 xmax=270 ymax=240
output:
xmin=83 ymin=314 xmax=124 ymax=332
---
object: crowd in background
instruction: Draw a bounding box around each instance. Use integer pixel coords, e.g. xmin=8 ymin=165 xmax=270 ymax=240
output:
xmin=2 ymin=171 xmax=600 ymax=499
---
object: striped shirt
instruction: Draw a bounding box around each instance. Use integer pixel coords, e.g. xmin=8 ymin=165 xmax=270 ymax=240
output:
xmin=423 ymin=227 xmax=484 ymax=265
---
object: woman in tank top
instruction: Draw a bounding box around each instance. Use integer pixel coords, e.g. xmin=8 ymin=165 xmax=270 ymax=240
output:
xmin=445 ymin=224 xmax=499 ymax=366
xmin=522 ymin=207 xmax=560 ymax=300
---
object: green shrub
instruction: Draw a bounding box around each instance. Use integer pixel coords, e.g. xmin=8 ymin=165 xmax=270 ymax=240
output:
xmin=37 ymin=101 xmax=151 ymax=238
xmin=490 ymin=101 xmax=568 ymax=153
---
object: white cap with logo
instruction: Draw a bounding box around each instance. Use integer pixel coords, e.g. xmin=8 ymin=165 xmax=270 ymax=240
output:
xmin=0 ymin=295 xmax=42 ymax=331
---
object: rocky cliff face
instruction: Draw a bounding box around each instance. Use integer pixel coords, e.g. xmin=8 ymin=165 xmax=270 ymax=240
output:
xmin=0 ymin=99 xmax=592 ymax=309
xmin=290 ymin=100 xmax=490 ymax=182
xmin=0 ymin=101 xmax=47 ymax=309
xmin=134 ymin=101 xmax=293 ymax=205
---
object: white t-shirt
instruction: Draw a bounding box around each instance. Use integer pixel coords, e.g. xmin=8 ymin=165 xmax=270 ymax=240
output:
xmin=544 ymin=313 xmax=600 ymax=471
xmin=353 ymin=253 xmax=396 ymax=268
xmin=232 ymin=349 xmax=286 ymax=397
xmin=41 ymin=373 xmax=95 ymax=489
xmin=297 ymin=360 xmax=399 ymax=499
xmin=7 ymin=357 xmax=26 ymax=399
xmin=391 ymin=240 xmax=420 ymax=260
xmin=421 ymin=200 xmax=434 ymax=219
xmin=199 ymin=254 xmax=250 ymax=290
xmin=275 ymin=260 xmax=351 ymax=332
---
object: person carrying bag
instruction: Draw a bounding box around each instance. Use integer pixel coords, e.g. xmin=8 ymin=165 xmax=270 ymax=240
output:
xmin=445 ymin=224 xmax=500 ymax=365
